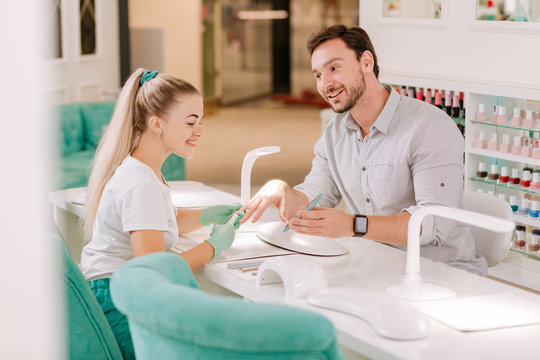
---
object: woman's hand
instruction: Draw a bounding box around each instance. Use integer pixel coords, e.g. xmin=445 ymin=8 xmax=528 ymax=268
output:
xmin=200 ymin=204 xmax=242 ymax=227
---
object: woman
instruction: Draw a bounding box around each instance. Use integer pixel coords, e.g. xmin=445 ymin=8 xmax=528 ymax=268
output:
xmin=80 ymin=69 xmax=241 ymax=359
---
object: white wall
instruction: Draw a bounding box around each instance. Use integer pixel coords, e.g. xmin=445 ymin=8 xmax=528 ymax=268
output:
xmin=360 ymin=1 xmax=540 ymax=98
xmin=0 ymin=2 xmax=63 ymax=359
xmin=129 ymin=0 xmax=203 ymax=91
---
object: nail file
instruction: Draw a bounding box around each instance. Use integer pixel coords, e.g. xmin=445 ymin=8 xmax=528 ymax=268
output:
xmin=283 ymin=193 xmax=323 ymax=232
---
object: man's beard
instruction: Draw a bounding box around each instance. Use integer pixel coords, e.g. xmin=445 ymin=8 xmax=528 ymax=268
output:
xmin=330 ymin=72 xmax=366 ymax=113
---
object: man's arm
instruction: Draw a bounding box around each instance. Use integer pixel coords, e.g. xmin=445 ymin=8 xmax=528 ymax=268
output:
xmin=289 ymin=207 xmax=410 ymax=244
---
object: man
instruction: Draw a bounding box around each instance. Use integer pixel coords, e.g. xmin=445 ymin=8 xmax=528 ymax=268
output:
xmin=240 ymin=25 xmax=486 ymax=275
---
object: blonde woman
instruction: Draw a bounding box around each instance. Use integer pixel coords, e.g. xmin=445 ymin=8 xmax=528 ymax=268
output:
xmin=79 ymin=69 xmax=242 ymax=359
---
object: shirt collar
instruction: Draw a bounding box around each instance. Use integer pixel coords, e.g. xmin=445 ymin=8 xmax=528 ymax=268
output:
xmin=371 ymin=85 xmax=400 ymax=135
xmin=344 ymin=85 xmax=400 ymax=135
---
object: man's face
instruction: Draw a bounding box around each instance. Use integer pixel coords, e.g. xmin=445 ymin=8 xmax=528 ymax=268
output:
xmin=311 ymin=38 xmax=366 ymax=113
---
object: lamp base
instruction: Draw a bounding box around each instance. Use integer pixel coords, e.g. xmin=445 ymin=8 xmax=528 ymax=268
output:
xmin=386 ymin=280 xmax=456 ymax=301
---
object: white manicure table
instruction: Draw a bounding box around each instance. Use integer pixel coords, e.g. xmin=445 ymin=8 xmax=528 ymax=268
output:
xmin=49 ymin=181 xmax=540 ymax=360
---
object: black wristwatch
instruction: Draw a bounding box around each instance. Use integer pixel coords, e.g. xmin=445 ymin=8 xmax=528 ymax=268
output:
xmin=353 ymin=214 xmax=368 ymax=237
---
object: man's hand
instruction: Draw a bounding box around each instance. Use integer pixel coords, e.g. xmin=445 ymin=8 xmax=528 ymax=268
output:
xmin=240 ymin=179 xmax=307 ymax=223
xmin=288 ymin=206 xmax=355 ymax=238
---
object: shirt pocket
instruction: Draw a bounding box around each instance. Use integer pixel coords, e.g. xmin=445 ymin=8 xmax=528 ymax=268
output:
xmin=367 ymin=160 xmax=412 ymax=208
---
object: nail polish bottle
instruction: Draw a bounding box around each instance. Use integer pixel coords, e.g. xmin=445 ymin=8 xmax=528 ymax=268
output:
xmin=514 ymin=225 xmax=526 ymax=247
xmin=408 ymin=88 xmax=415 ymax=98
xmin=531 ymin=172 xmax=540 ymax=189
xmin=509 ymin=195 xmax=518 ymax=213
xmin=476 ymin=103 xmax=487 ymax=122
xmin=416 ymin=89 xmax=424 ymax=101
xmin=400 ymin=87 xmax=407 ymax=96
xmin=425 ymin=89 xmax=432 ymax=104
xmin=445 ymin=92 xmax=452 ymax=116
xmin=511 ymin=135 xmax=522 ymax=155
xmin=521 ymin=133 xmax=532 ymax=157
xmin=452 ymin=94 xmax=460 ymax=118
xmin=521 ymin=170 xmax=532 ymax=188
xmin=533 ymin=134 xmax=540 ymax=159
xmin=518 ymin=199 xmax=530 ymax=216
xmin=488 ymin=164 xmax=500 ymax=181
xmin=510 ymin=107 xmax=521 ymax=127
xmin=491 ymin=105 xmax=498 ymax=123
xmin=476 ymin=162 xmax=488 ymax=178
xmin=499 ymin=134 xmax=511 ymax=153
xmin=498 ymin=166 xmax=509 ymax=184
xmin=509 ymin=168 xmax=521 ymax=186
xmin=434 ymin=91 xmax=442 ymax=109
xmin=530 ymin=201 xmax=540 ymax=219
xmin=496 ymin=105 xmax=507 ymax=125
xmin=529 ymin=229 xmax=540 ymax=252
xmin=524 ymin=110 xmax=534 ymax=129
xmin=487 ymin=132 xmax=498 ymax=150
xmin=474 ymin=131 xmax=487 ymax=149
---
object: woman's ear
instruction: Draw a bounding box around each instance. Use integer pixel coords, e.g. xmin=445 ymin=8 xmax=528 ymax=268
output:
xmin=148 ymin=115 xmax=163 ymax=136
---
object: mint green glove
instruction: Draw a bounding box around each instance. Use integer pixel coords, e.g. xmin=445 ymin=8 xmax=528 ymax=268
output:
xmin=205 ymin=212 xmax=245 ymax=258
xmin=200 ymin=204 xmax=242 ymax=227
xmin=205 ymin=222 xmax=236 ymax=259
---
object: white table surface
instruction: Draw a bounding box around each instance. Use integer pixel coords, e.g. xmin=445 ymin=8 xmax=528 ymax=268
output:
xmin=49 ymin=181 xmax=540 ymax=360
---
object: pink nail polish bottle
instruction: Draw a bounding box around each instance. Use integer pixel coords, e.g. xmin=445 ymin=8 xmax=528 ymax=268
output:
xmin=511 ymin=135 xmax=522 ymax=155
xmin=487 ymin=132 xmax=498 ymax=150
xmin=532 ymin=172 xmax=540 ymax=189
xmin=497 ymin=105 xmax=507 ymax=125
xmin=474 ymin=131 xmax=487 ymax=149
xmin=510 ymin=107 xmax=521 ymax=127
xmin=532 ymin=134 xmax=540 ymax=159
xmin=499 ymin=134 xmax=511 ymax=153
xmin=524 ymin=110 xmax=534 ymax=129
xmin=521 ymin=134 xmax=532 ymax=157
xmin=491 ymin=105 xmax=498 ymax=123
xmin=476 ymin=103 xmax=487 ymax=122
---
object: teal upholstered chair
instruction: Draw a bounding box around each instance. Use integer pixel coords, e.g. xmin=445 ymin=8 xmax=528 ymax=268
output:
xmin=110 ymin=252 xmax=343 ymax=360
xmin=52 ymin=232 xmax=123 ymax=360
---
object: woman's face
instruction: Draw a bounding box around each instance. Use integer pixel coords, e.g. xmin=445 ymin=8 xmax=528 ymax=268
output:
xmin=160 ymin=94 xmax=204 ymax=159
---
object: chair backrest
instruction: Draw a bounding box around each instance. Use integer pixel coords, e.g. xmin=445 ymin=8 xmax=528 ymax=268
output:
xmin=50 ymin=231 xmax=123 ymax=360
xmin=460 ymin=190 xmax=513 ymax=267
xmin=110 ymin=252 xmax=343 ymax=360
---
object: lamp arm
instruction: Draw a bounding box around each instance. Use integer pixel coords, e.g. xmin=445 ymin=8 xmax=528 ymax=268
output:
xmin=406 ymin=206 xmax=515 ymax=279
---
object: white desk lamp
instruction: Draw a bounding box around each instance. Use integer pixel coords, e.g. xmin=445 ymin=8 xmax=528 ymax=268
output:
xmin=386 ymin=206 xmax=515 ymax=301
xmin=240 ymin=146 xmax=280 ymax=204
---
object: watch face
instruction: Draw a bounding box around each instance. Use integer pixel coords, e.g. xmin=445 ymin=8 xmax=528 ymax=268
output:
xmin=355 ymin=216 xmax=368 ymax=234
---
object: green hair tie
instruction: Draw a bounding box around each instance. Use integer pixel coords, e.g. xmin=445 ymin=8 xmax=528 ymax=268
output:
xmin=140 ymin=70 xmax=159 ymax=85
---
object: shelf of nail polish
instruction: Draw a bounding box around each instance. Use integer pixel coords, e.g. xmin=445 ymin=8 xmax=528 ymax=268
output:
xmin=510 ymin=246 xmax=540 ymax=260
xmin=468 ymin=148 xmax=540 ymax=167
xmin=469 ymin=177 xmax=540 ymax=196
xmin=470 ymin=120 xmax=540 ymax=133
xmin=512 ymin=214 xmax=540 ymax=228
xmin=510 ymin=225 xmax=540 ymax=260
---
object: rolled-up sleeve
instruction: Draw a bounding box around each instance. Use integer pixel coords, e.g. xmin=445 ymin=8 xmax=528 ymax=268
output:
xmin=294 ymin=133 xmax=342 ymax=208
xmin=403 ymin=117 xmax=464 ymax=246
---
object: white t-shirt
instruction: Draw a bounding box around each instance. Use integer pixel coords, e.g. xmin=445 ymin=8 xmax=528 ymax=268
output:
xmin=80 ymin=155 xmax=178 ymax=280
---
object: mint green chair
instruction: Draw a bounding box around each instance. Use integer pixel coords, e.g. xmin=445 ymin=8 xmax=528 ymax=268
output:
xmin=52 ymin=232 xmax=123 ymax=360
xmin=110 ymin=252 xmax=343 ymax=360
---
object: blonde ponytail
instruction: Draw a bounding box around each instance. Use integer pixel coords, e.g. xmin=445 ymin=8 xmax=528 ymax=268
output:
xmin=82 ymin=68 xmax=199 ymax=242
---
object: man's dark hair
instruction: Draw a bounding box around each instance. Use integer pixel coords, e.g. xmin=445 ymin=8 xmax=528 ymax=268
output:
xmin=306 ymin=25 xmax=379 ymax=78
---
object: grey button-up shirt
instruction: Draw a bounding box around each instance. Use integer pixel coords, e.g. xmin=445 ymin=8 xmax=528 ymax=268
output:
xmin=295 ymin=87 xmax=487 ymax=275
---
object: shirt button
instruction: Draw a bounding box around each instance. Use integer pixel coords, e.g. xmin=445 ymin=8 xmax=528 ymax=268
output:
xmin=366 ymin=198 xmax=371 ymax=203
